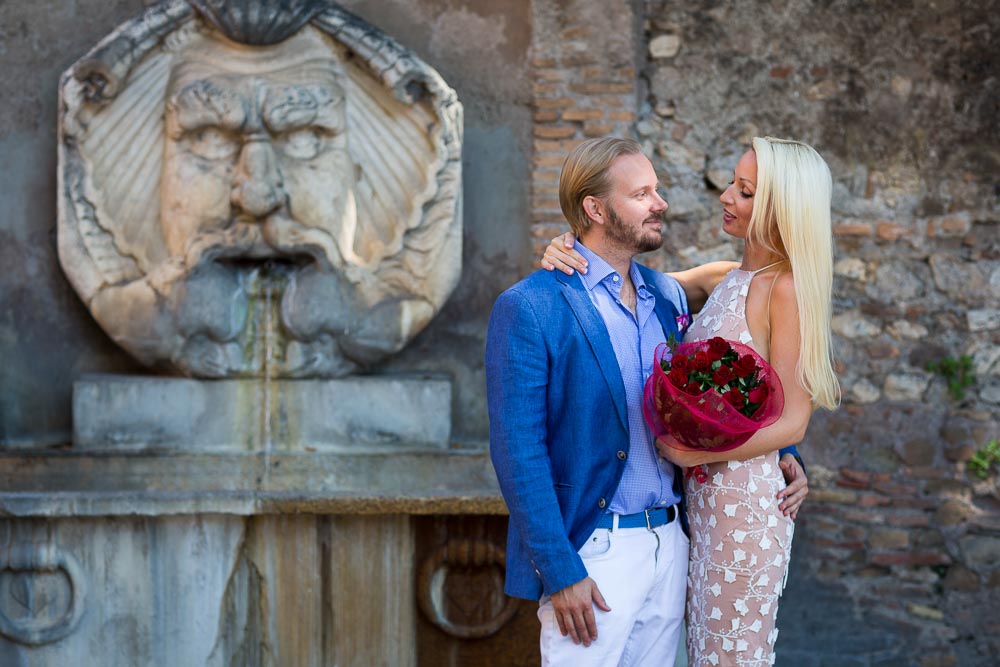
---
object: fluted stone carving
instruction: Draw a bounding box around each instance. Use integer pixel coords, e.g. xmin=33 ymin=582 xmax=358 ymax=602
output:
xmin=58 ymin=0 xmax=463 ymax=378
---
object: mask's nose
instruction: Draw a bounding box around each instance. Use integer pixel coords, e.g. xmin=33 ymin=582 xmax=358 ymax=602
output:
xmin=231 ymin=138 xmax=285 ymax=219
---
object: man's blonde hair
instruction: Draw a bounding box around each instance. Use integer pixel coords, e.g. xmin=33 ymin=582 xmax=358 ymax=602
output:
xmin=559 ymin=137 xmax=643 ymax=237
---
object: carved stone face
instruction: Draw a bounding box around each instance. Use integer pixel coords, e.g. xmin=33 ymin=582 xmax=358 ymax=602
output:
xmin=161 ymin=32 xmax=353 ymax=265
xmin=59 ymin=7 xmax=463 ymax=379
xmin=148 ymin=31 xmax=367 ymax=376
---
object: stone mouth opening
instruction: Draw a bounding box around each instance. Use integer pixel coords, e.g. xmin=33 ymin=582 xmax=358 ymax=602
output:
xmin=214 ymin=254 xmax=316 ymax=276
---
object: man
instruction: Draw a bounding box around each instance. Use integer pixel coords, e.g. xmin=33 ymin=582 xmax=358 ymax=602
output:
xmin=485 ymin=137 xmax=806 ymax=665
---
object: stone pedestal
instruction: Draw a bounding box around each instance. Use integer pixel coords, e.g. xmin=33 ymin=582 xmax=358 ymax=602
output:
xmin=0 ymin=375 xmax=506 ymax=666
xmin=0 ymin=451 xmax=505 ymax=666
xmin=73 ymin=375 xmax=453 ymax=452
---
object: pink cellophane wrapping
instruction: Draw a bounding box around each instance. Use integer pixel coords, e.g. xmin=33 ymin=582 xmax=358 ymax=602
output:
xmin=642 ymin=340 xmax=784 ymax=452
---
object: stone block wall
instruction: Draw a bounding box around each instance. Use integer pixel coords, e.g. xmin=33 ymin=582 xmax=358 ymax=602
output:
xmin=529 ymin=1 xmax=998 ymax=664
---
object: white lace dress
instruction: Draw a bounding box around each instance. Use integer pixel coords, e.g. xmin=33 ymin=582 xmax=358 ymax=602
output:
xmin=682 ymin=266 xmax=794 ymax=667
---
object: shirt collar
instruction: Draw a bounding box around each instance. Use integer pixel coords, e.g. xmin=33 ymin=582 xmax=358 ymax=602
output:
xmin=575 ymin=241 xmax=648 ymax=295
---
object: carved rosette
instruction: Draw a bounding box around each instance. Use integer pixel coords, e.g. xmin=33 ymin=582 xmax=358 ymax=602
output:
xmin=58 ymin=0 xmax=463 ymax=378
xmin=417 ymin=539 xmax=518 ymax=638
xmin=0 ymin=544 xmax=87 ymax=646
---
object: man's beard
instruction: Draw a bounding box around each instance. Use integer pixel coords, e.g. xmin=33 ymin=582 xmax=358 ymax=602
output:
xmin=605 ymin=204 xmax=665 ymax=254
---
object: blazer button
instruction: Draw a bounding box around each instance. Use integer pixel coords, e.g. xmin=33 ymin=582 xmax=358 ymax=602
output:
xmin=598 ymin=498 xmax=606 ymax=509
xmin=617 ymin=450 xmax=627 ymax=460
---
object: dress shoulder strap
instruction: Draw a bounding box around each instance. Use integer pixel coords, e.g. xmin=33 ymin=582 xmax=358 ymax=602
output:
xmin=750 ymin=260 xmax=785 ymax=276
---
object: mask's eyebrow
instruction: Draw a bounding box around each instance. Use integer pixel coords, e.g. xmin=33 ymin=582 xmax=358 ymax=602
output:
xmin=168 ymin=80 xmax=247 ymax=135
xmin=262 ymin=84 xmax=345 ymax=133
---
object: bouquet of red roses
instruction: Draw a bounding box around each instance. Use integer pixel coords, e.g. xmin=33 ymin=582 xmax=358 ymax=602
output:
xmin=642 ymin=336 xmax=784 ymax=452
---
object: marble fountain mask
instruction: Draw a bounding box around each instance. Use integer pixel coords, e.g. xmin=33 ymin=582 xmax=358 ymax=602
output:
xmin=58 ymin=6 xmax=463 ymax=378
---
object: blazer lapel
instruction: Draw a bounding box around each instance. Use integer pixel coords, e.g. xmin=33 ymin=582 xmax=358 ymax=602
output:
xmin=556 ymin=273 xmax=629 ymax=432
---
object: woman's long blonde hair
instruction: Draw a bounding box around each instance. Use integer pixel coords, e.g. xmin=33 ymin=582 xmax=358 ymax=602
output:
xmin=747 ymin=136 xmax=841 ymax=410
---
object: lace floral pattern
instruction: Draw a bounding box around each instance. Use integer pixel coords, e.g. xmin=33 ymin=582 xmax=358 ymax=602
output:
xmin=686 ymin=269 xmax=761 ymax=350
xmin=684 ymin=268 xmax=793 ymax=666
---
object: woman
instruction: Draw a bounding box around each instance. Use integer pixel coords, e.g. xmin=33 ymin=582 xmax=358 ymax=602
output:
xmin=541 ymin=136 xmax=840 ymax=666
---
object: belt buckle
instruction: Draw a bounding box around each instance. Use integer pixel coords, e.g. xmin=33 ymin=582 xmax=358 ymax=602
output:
xmin=644 ymin=507 xmax=657 ymax=531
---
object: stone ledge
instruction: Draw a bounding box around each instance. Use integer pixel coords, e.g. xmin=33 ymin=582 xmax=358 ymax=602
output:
xmin=0 ymin=490 xmax=508 ymax=518
xmin=0 ymin=450 xmax=505 ymax=517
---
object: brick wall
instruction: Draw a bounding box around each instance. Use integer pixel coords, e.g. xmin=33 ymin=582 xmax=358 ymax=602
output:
xmin=527 ymin=0 xmax=999 ymax=664
xmin=529 ymin=0 xmax=639 ymax=259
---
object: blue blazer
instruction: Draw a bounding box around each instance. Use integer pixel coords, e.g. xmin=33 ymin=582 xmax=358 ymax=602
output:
xmin=485 ymin=265 xmax=689 ymax=601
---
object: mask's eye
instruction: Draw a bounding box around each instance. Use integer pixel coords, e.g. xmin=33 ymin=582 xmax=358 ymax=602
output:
xmin=187 ymin=127 xmax=239 ymax=161
xmin=278 ymin=128 xmax=325 ymax=160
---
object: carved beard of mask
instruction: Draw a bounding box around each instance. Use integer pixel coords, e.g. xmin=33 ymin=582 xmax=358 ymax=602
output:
xmin=161 ymin=257 xmax=429 ymax=377
xmin=168 ymin=258 xmax=367 ymax=378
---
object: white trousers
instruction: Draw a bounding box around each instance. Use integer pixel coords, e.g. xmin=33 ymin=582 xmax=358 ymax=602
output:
xmin=538 ymin=516 xmax=689 ymax=667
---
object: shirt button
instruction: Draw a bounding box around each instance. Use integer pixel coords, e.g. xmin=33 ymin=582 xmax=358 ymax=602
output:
xmin=598 ymin=497 xmax=606 ymax=509
xmin=612 ymin=275 xmax=620 ymax=282
xmin=617 ymin=450 xmax=627 ymax=460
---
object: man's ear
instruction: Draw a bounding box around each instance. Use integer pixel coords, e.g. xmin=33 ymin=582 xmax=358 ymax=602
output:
xmin=582 ymin=195 xmax=605 ymax=226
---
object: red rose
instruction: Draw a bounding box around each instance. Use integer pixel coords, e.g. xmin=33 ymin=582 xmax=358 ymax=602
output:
xmin=707 ymin=337 xmax=731 ymax=361
xmin=686 ymin=465 xmax=708 ymax=483
xmin=670 ymin=354 xmax=691 ymax=372
xmin=712 ymin=365 xmax=735 ymax=387
xmin=684 ymin=380 xmax=703 ymax=395
xmin=748 ymin=385 xmax=769 ymax=405
xmin=668 ymin=367 xmax=689 ymax=387
xmin=692 ymin=351 xmax=711 ymax=372
xmin=733 ymin=354 xmax=757 ymax=379
xmin=723 ymin=388 xmax=746 ymax=409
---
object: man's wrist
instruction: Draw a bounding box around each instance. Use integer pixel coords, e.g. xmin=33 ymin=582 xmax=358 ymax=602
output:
xmin=782 ymin=451 xmax=806 ymax=473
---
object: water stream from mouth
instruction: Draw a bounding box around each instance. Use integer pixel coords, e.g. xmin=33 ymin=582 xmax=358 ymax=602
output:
xmin=244 ymin=262 xmax=288 ymax=490
xmin=261 ymin=270 xmax=274 ymax=488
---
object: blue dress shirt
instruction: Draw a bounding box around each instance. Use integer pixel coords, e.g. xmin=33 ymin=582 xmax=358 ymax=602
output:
xmin=575 ymin=242 xmax=682 ymax=514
